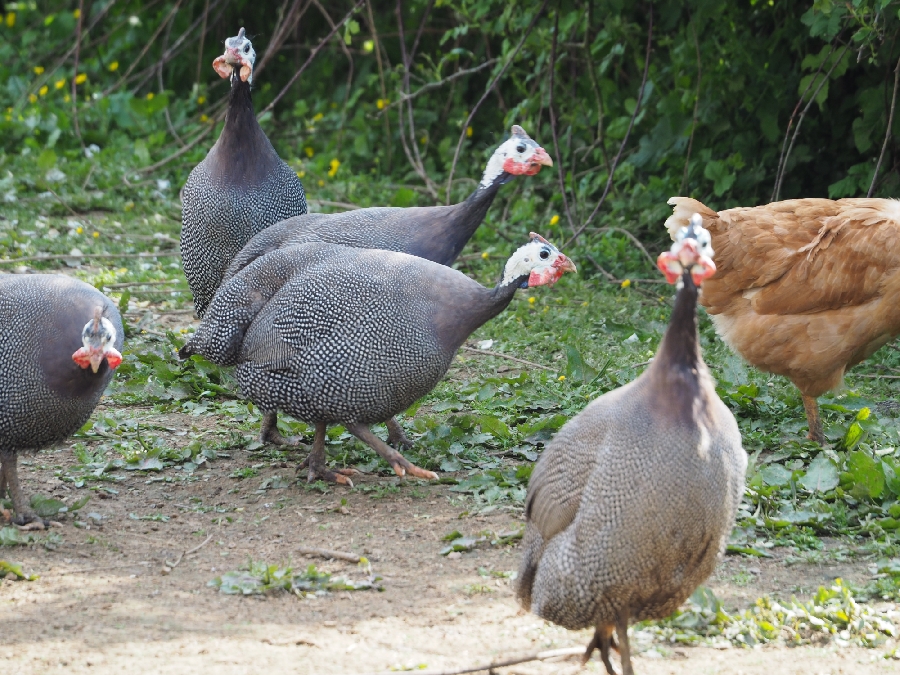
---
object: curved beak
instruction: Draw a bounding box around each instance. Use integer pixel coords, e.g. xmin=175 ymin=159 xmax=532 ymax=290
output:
xmin=554 ymin=254 xmax=577 ymax=274
xmin=531 ymin=147 xmax=554 ymax=167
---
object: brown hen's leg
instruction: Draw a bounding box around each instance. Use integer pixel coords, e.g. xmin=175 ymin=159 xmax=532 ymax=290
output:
xmin=802 ymin=395 xmax=825 ymax=443
xmin=259 ymin=410 xmax=300 ymax=446
xmin=0 ymin=450 xmax=45 ymax=526
xmin=616 ymin=609 xmax=633 ymax=675
xmin=297 ymin=423 xmax=357 ymax=486
xmin=583 ymin=623 xmax=618 ymax=674
xmin=346 ymin=423 xmax=438 ymax=480
xmin=385 ymin=417 xmax=414 ymax=450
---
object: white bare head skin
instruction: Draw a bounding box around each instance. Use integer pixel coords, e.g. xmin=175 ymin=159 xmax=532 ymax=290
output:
xmin=501 ymin=233 xmax=576 ymax=287
xmin=479 ymin=125 xmax=554 ymax=189
xmin=213 ymin=27 xmax=256 ymax=83
xmin=72 ymin=307 xmax=122 ymax=373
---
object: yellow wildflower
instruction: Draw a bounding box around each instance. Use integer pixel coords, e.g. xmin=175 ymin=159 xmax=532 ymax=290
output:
xmin=76 ymin=226 xmax=83 ymax=234
xmin=28 ymin=93 xmax=37 ymax=103
xmin=376 ymin=98 xmax=387 ymax=110
xmin=109 ymin=61 xmax=119 ymax=72
xmin=39 ymin=85 xmax=48 ymax=97
xmin=419 ymin=136 xmax=427 ymax=145
xmin=581 ymin=301 xmax=589 ymax=307
xmin=528 ymin=296 xmax=536 ymax=305
xmin=466 ymin=126 xmax=473 ymax=138
xmin=481 ymin=251 xmax=489 ymax=260
xmin=34 ymin=66 xmax=45 ymax=75
xmin=197 ymin=95 xmax=206 ymax=104
xmin=5 ymin=12 xmax=15 ymax=28
xmin=621 ymin=279 xmax=631 ymax=289
xmin=327 ymin=159 xmax=340 ymax=178
xmin=63 ymin=94 xmax=71 ymax=103
xmin=55 ymin=79 xmax=65 ymax=89
xmin=92 ymin=231 xmax=100 ymax=238
xmin=363 ymin=39 xmax=374 ymax=53
xmin=318 ymin=180 xmax=325 ymax=187
xmin=200 ymin=114 xmax=209 ymax=122
xmin=558 ymin=375 xmax=566 ymax=382
xmin=73 ymin=9 xmax=81 ymax=18
xmin=75 ymin=73 xmax=87 ymax=85
xmin=313 ymin=112 xmax=324 ymax=122
xmin=297 ymin=171 xmax=305 ymax=178
xmin=145 ymin=92 xmax=154 ymax=100
xmin=304 ymin=146 xmax=314 ymax=158
xmin=550 ymin=214 xmax=559 ymax=226
xmin=857 ymin=407 xmax=871 ymax=421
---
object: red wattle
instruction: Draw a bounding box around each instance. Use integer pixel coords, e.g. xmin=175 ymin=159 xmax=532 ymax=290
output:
xmin=72 ymin=347 xmax=92 ymax=369
xmin=106 ymin=349 xmax=123 ymax=370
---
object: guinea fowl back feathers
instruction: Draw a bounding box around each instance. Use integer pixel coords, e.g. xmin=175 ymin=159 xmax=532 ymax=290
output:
xmin=516 ymin=231 xmax=745 ymax=651
xmin=181 ymin=30 xmax=307 ymax=318
xmin=0 ymin=275 xmax=123 ymax=450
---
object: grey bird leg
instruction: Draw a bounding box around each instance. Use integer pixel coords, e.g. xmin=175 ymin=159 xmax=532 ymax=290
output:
xmin=259 ymin=410 xmax=301 ymax=446
xmin=345 ymin=423 xmax=438 ymax=480
xmin=583 ymin=624 xmax=618 ymax=674
xmin=616 ymin=609 xmax=633 ymax=675
xmin=385 ymin=417 xmax=414 ymax=450
xmin=296 ymin=423 xmax=357 ymax=486
xmin=0 ymin=450 xmax=46 ymax=526
xmin=802 ymin=394 xmax=825 ymax=443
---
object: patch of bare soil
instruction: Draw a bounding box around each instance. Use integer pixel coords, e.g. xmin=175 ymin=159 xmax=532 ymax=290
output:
xmin=1 ymin=439 xmax=898 ymax=675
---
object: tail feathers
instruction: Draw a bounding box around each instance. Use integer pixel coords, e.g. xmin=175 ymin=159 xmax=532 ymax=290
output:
xmin=665 ymin=197 xmax=718 ymax=241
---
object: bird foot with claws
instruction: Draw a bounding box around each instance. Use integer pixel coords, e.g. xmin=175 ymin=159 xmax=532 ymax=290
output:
xmin=296 ymin=454 xmax=359 ymax=487
xmin=346 ymin=422 xmax=438 ymax=480
xmin=259 ymin=411 xmax=301 ymax=446
xmin=385 ymin=417 xmax=414 ymax=450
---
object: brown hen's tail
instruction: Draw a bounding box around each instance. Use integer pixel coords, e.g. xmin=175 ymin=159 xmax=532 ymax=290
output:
xmin=664 ymin=197 xmax=718 ymax=241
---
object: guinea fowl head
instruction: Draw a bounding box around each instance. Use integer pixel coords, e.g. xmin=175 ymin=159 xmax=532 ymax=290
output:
xmin=501 ymin=233 xmax=576 ymax=288
xmin=480 ymin=126 xmax=553 ymax=188
xmin=213 ymin=27 xmax=256 ymax=84
xmin=656 ymin=214 xmax=716 ymax=287
xmin=72 ymin=307 xmax=122 ymax=374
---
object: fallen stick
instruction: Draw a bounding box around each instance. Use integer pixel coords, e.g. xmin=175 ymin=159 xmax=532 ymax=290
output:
xmin=54 ymin=561 xmax=152 ymax=576
xmin=166 ymin=533 xmax=214 ymax=569
xmin=0 ymin=252 xmax=180 ymax=264
xmin=852 ymin=374 xmax=900 ymax=379
xmin=461 ymin=346 xmax=555 ymax=372
xmin=353 ymin=647 xmax=585 ymax=675
xmin=296 ymin=546 xmax=364 ymax=563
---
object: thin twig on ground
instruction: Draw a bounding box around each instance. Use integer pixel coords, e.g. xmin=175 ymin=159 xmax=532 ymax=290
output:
xmin=353 ymin=647 xmax=585 ymax=675
xmin=296 ymin=547 xmax=365 ymax=563
xmin=585 ymin=227 xmax=657 ymax=268
xmin=0 ymin=252 xmax=180 ymax=264
xmin=564 ymin=6 xmax=653 ymax=248
xmin=852 ymin=374 xmax=900 ymax=379
xmin=461 ymin=346 xmax=555 ymax=372
xmin=55 ymin=561 xmax=151 ymax=576
xmin=309 ymin=199 xmax=361 ymax=210
xmin=165 ymin=533 xmax=214 ymax=568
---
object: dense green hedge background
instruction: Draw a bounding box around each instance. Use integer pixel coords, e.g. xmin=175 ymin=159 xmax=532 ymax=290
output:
xmin=3 ymin=0 xmax=900 ymax=262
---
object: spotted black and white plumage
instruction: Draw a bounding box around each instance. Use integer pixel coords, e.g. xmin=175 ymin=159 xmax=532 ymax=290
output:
xmin=221 ymin=126 xmax=551 ymax=284
xmin=0 ymin=275 xmax=123 ymax=523
xmin=181 ymin=29 xmax=307 ymax=317
xmin=515 ymin=228 xmax=745 ymax=675
xmin=181 ymin=236 xmax=574 ymax=482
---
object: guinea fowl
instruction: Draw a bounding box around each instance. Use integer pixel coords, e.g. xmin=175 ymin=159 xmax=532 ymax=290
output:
xmin=666 ymin=196 xmax=900 ymax=442
xmin=516 ymin=218 xmax=746 ymax=675
xmin=180 ymin=234 xmax=575 ymax=485
xmin=0 ymin=276 xmax=123 ymax=525
xmin=221 ymin=125 xmax=551 ymax=447
xmin=222 ymin=125 xmax=552 ymax=282
xmin=181 ymin=28 xmax=308 ymax=318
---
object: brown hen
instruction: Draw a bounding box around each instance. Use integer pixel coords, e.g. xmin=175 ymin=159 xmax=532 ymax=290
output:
xmin=665 ymin=197 xmax=900 ymax=442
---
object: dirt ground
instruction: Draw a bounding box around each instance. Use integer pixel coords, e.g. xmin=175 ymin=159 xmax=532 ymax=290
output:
xmin=2 ymin=430 xmax=898 ymax=675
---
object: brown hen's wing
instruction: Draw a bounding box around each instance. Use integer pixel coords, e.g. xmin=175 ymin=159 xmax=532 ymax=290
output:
xmin=666 ymin=197 xmax=900 ymax=317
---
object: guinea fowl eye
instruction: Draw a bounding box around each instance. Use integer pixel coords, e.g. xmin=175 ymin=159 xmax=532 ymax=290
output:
xmin=516 ymin=144 xmax=526 ymax=154
xmin=539 ymin=249 xmax=550 ymax=260
xmin=243 ymin=45 xmax=250 ymax=53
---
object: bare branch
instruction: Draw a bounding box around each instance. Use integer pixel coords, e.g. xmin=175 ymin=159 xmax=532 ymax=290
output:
xmin=260 ymin=0 xmax=366 ymax=117
xmin=680 ymin=17 xmax=702 ymax=194
xmin=549 ymin=4 xmax=577 ymax=237
xmin=869 ymin=54 xmax=900 ymax=196
xmin=380 ymin=59 xmax=498 ymax=113
xmin=564 ymin=6 xmax=653 ymax=248
xmin=444 ymin=0 xmax=550 ymax=204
